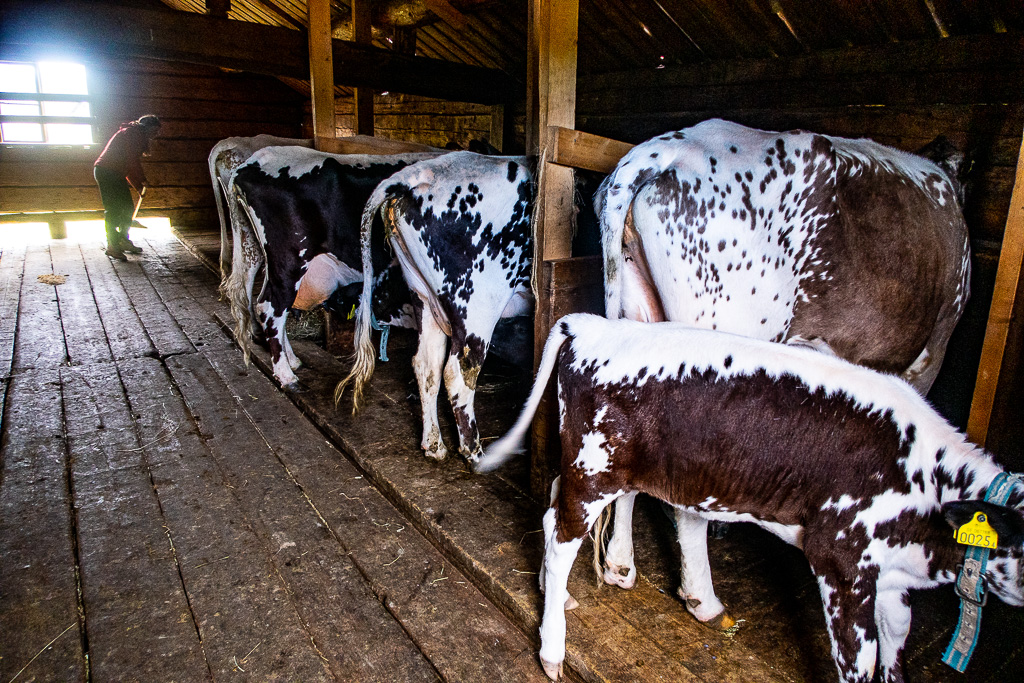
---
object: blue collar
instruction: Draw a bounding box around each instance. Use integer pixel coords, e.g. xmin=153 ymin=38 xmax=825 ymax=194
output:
xmin=942 ymin=472 xmax=1022 ymax=672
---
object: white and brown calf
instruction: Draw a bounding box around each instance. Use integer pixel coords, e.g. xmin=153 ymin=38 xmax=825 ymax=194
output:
xmin=476 ymin=314 xmax=1024 ymax=683
xmin=597 ymin=118 xmax=972 ymax=591
xmin=340 ymin=152 xmax=534 ymax=462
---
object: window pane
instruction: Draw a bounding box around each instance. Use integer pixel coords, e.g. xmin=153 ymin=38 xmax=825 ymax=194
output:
xmin=41 ymin=100 xmax=91 ymax=117
xmin=0 ymin=101 xmax=41 ymax=116
xmin=0 ymin=63 xmax=38 ymax=93
xmin=38 ymin=62 xmax=88 ymax=95
xmin=1 ymin=122 xmax=44 ymax=142
xmin=45 ymin=123 xmax=92 ymax=144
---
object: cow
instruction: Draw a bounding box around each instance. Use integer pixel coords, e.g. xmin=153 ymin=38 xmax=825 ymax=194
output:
xmin=338 ymin=152 xmax=534 ymax=463
xmin=476 ymin=313 xmax=1024 ymax=683
xmin=207 ymin=134 xmax=313 ymax=284
xmin=228 ymin=147 xmax=443 ymax=389
xmin=596 ymin=119 xmax=972 ymax=588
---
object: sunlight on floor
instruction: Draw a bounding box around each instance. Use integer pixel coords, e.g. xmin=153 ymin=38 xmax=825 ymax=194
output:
xmin=0 ymin=216 xmax=174 ymax=247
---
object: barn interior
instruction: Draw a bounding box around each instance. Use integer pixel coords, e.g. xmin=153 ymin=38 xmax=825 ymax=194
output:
xmin=2 ymin=1 xmax=1023 ymax=681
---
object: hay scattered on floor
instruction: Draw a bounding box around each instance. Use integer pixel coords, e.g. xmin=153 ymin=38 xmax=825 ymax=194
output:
xmin=37 ymin=273 xmax=68 ymax=285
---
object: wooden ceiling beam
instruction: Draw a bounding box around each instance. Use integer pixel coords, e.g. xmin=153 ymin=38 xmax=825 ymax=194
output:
xmin=0 ymin=0 xmax=515 ymax=105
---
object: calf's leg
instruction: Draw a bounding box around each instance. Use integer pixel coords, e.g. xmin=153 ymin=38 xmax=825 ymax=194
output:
xmin=539 ymin=506 xmax=585 ymax=681
xmin=674 ymin=509 xmax=735 ymax=629
xmin=875 ymin=589 xmax=910 ymax=683
xmin=602 ymin=492 xmax=637 ymax=589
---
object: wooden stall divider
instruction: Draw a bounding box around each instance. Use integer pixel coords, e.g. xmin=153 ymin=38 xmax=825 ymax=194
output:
xmin=968 ymin=129 xmax=1024 ymax=447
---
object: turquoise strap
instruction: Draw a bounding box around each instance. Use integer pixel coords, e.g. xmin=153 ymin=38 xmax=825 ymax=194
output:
xmin=370 ymin=313 xmax=390 ymax=363
xmin=942 ymin=472 xmax=1022 ymax=671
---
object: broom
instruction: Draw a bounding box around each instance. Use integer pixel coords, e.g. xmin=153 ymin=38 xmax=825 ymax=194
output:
xmin=130 ymin=186 xmax=147 ymax=229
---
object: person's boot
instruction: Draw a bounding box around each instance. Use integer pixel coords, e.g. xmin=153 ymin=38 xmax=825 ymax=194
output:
xmin=105 ymin=227 xmax=127 ymax=261
xmin=105 ymin=243 xmax=127 ymax=261
xmin=117 ymin=230 xmax=142 ymax=254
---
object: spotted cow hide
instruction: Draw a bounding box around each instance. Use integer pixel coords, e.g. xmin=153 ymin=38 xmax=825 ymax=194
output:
xmin=340 ymin=151 xmax=534 ymax=462
xmin=228 ymin=146 xmax=441 ymax=388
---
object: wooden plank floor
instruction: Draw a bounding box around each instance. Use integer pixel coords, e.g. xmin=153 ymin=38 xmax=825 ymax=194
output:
xmin=2 ymin=227 xmax=1022 ymax=683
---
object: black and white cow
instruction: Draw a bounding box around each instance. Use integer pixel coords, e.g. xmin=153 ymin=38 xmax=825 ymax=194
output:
xmin=596 ymin=119 xmax=972 ymax=588
xmin=228 ymin=147 xmax=442 ymax=388
xmin=208 ymin=134 xmax=313 ymax=284
xmin=477 ymin=314 xmax=1024 ymax=683
xmin=339 ymin=152 xmax=534 ymax=462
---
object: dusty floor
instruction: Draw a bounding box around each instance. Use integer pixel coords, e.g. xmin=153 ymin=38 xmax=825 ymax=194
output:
xmin=1 ymin=226 xmax=1021 ymax=682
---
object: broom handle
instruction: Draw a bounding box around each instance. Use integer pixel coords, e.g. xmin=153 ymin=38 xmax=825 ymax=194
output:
xmin=131 ymin=186 xmax=146 ymax=222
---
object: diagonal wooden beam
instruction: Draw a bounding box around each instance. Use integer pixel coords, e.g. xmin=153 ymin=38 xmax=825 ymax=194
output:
xmin=0 ymin=0 xmax=515 ymax=105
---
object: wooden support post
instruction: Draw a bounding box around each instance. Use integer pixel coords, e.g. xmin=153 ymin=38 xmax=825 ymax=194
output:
xmin=529 ymin=0 xmax=579 ymax=497
xmin=352 ymin=0 xmax=374 ymax=137
xmin=307 ymin=0 xmax=335 ymax=143
xmin=48 ymin=216 xmax=67 ymax=240
xmin=489 ymin=104 xmax=504 ymax=152
xmin=968 ymin=129 xmax=1024 ymax=447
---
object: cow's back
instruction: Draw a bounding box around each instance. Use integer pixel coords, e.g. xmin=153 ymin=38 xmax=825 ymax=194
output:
xmin=612 ymin=119 xmax=970 ymax=388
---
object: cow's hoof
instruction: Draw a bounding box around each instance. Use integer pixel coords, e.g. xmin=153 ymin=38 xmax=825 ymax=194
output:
xmin=424 ymin=445 xmax=448 ymax=461
xmin=702 ymin=609 xmax=737 ymax=631
xmin=603 ymin=562 xmax=636 ymax=589
xmin=564 ymin=595 xmax=579 ymax=611
xmin=540 ymin=657 xmax=563 ymax=681
xmin=281 ymin=380 xmax=305 ymax=393
xmin=462 ymin=448 xmax=483 ymax=466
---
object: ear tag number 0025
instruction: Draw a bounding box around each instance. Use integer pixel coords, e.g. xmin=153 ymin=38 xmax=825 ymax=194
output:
xmin=955 ymin=511 xmax=998 ymax=549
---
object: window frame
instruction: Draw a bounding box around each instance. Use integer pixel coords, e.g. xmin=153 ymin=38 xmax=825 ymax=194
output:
xmin=0 ymin=59 xmax=96 ymax=146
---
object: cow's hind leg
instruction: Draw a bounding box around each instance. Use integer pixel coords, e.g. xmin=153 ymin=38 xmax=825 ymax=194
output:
xmin=674 ymin=509 xmax=735 ymax=630
xmin=443 ymin=332 xmax=490 ymax=464
xmin=413 ymin=307 xmax=449 ymax=460
xmin=258 ymin=301 xmax=300 ymax=390
xmin=602 ymin=492 xmax=637 ymax=589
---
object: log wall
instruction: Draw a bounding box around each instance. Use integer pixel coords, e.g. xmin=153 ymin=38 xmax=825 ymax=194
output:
xmin=1 ymin=55 xmax=305 ymax=228
xmin=575 ymin=32 xmax=1024 ymax=464
xmin=312 ymin=93 xmax=505 ymax=151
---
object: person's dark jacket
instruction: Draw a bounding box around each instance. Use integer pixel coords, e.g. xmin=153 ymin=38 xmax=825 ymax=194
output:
xmin=94 ymin=121 xmax=152 ymax=190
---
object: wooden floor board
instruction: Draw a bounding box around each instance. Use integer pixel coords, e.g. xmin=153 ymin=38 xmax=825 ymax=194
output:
xmin=14 ymin=246 xmax=67 ymax=371
xmin=0 ymin=369 xmax=85 ymax=683
xmin=49 ymin=241 xmax=114 ymax=367
xmin=0 ymin=243 xmax=26 ymax=433
xmin=61 ymin=361 xmax=212 ymax=682
xmin=200 ymin=348 xmax=548 ymax=683
xmin=109 ymin=258 xmax=194 ymax=359
xmin=80 ymin=240 xmax=157 ymax=363
xmin=166 ymin=351 xmax=441 ymax=683
xmin=116 ymin=355 xmax=335 ymax=682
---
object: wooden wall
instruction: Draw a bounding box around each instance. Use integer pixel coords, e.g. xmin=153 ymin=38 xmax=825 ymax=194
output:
xmin=1 ymin=55 xmax=305 ymax=228
xmin=575 ymin=32 xmax=1024 ymax=463
xmin=308 ymin=93 xmax=506 ymax=151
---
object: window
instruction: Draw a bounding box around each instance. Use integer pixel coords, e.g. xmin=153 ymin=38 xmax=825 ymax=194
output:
xmin=0 ymin=60 xmax=93 ymax=145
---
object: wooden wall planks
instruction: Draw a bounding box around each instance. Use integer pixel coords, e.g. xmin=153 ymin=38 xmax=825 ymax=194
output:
xmin=0 ymin=56 xmax=305 ymax=227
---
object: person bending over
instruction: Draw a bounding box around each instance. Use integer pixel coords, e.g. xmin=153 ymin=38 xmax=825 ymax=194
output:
xmin=93 ymin=114 xmax=161 ymax=260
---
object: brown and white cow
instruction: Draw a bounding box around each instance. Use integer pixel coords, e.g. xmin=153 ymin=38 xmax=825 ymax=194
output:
xmin=596 ymin=119 xmax=972 ymax=588
xmin=476 ymin=314 xmax=1024 ymax=683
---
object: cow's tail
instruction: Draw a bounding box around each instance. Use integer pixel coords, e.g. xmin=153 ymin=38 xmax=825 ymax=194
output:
xmin=227 ymin=182 xmax=260 ymax=365
xmin=597 ymin=145 xmax=674 ymax=320
xmin=208 ymin=144 xmax=232 ymax=287
xmin=335 ymin=181 xmax=394 ymax=412
xmin=473 ymin=319 xmax=569 ymax=474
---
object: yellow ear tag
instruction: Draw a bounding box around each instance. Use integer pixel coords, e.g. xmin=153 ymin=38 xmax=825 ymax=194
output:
xmin=347 ymin=304 xmax=356 ymax=320
xmin=955 ymin=511 xmax=999 ymax=549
